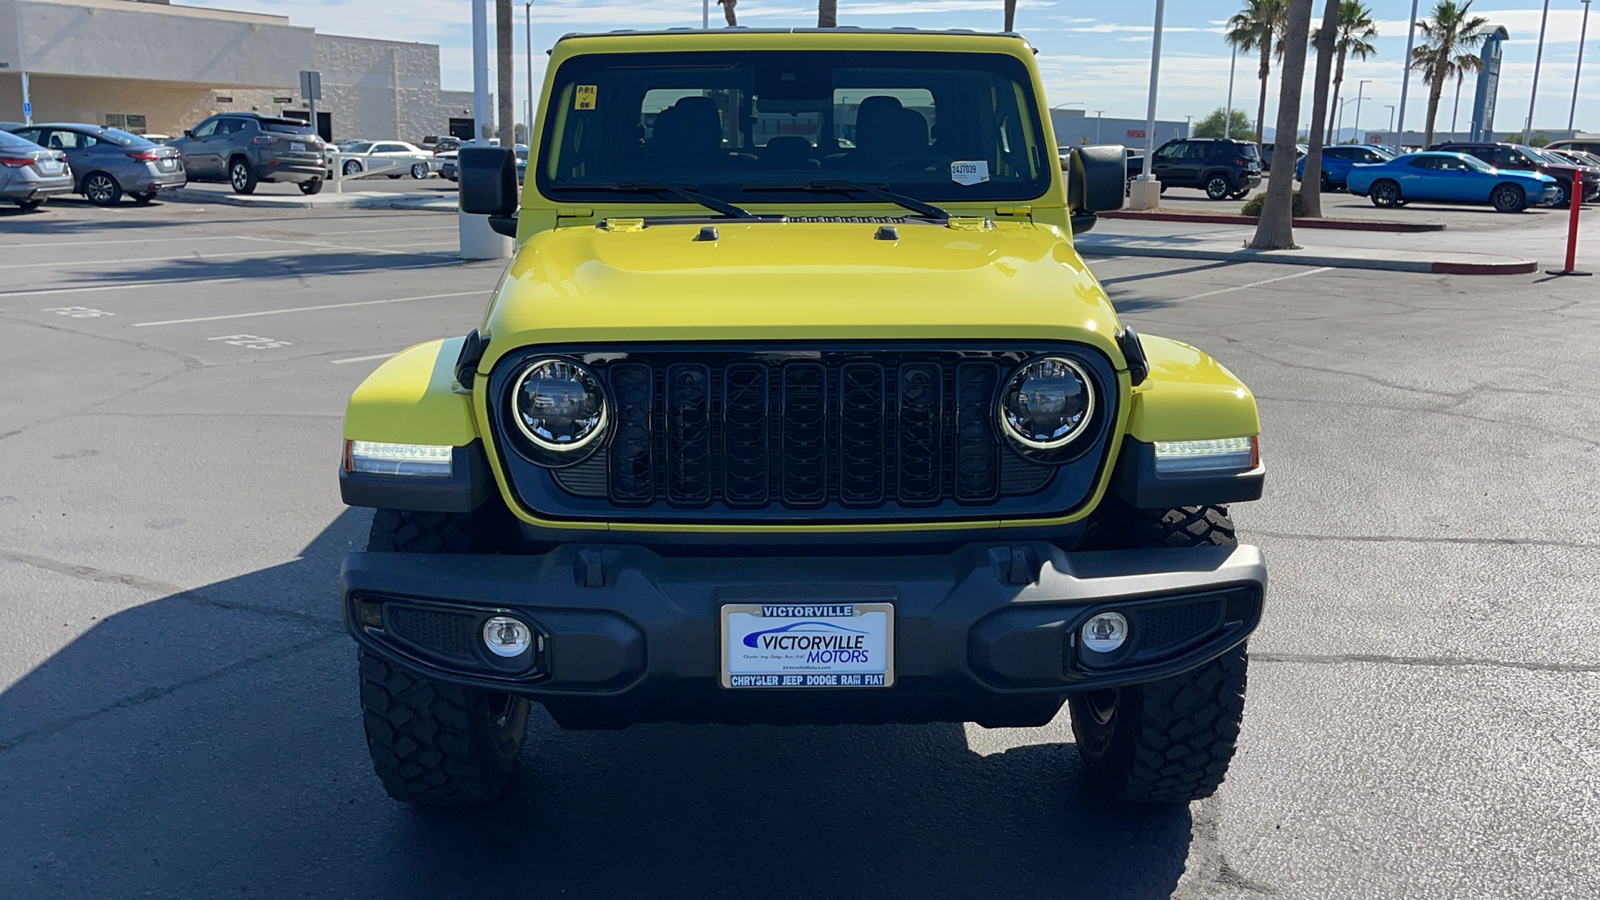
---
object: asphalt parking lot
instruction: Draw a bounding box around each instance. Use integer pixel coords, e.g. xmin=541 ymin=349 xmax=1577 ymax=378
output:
xmin=1 ymin=199 xmax=1597 ymax=899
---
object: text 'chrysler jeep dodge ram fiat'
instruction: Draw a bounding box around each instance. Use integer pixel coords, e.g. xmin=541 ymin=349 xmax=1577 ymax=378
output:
xmin=338 ymin=29 xmax=1267 ymax=808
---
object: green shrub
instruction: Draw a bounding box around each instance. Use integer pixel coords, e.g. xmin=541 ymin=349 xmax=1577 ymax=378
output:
xmin=1241 ymin=191 xmax=1307 ymax=217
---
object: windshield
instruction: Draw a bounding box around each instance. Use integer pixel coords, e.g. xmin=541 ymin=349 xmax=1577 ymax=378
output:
xmin=0 ymin=130 xmax=43 ymax=151
xmin=262 ymin=119 xmax=316 ymax=135
xmin=536 ymin=50 xmax=1051 ymax=205
xmin=347 ymin=142 xmax=374 ymax=154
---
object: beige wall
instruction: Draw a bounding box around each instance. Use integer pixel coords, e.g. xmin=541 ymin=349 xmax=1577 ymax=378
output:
xmin=0 ymin=73 xmax=213 ymax=134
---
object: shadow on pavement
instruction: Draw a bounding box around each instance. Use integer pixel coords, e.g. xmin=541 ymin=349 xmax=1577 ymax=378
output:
xmin=0 ymin=511 xmax=1195 ymax=900
xmin=44 ymin=249 xmax=474 ymax=287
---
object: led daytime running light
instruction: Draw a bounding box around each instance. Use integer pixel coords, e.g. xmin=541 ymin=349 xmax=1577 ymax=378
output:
xmin=1153 ymin=437 xmax=1258 ymax=473
xmin=347 ymin=441 xmax=454 ymax=477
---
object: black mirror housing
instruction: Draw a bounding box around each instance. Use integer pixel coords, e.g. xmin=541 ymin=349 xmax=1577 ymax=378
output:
xmin=1066 ymin=145 xmax=1127 ymax=216
xmin=459 ymin=147 xmax=519 ymax=217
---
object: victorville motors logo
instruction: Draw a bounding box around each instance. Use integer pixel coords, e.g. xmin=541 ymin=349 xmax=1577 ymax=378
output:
xmin=743 ymin=621 xmax=872 ymax=664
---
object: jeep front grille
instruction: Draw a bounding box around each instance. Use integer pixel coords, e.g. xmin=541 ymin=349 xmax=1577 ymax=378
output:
xmin=488 ymin=345 xmax=1119 ymax=524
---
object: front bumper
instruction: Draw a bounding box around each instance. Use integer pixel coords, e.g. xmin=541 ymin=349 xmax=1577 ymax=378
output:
xmin=342 ymin=541 xmax=1266 ymax=728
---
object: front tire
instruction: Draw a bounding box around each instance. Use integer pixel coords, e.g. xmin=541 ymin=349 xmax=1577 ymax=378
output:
xmin=357 ymin=508 xmax=529 ymax=806
xmin=343 ymin=159 xmax=362 ymax=177
xmin=1205 ymin=174 xmax=1233 ymax=200
xmin=229 ymin=158 xmax=257 ymax=194
xmin=1069 ymin=503 xmax=1248 ymax=803
xmin=410 ymin=163 xmax=429 ymax=179
xmin=1369 ymin=179 xmax=1401 ymax=208
xmin=1490 ymin=183 xmax=1527 ymax=213
xmin=83 ymin=172 xmax=123 ymax=206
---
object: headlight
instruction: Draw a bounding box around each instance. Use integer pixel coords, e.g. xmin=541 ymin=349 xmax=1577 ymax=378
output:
xmin=999 ymin=357 xmax=1095 ymax=450
xmin=510 ymin=358 xmax=607 ymax=452
xmin=1154 ymin=436 xmax=1259 ymax=473
xmin=344 ymin=441 xmax=453 ymax=477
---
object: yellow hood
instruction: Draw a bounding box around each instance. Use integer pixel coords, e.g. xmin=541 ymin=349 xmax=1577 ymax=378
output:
xmin=480 ymin=219 xmax=1126 ymax=369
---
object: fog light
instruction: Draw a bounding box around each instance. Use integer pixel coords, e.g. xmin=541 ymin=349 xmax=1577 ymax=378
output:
xmin=1081 ymin=612 xmax=1129 ymax=653
xmin=482 ymin=616 xmax=532 ymax=658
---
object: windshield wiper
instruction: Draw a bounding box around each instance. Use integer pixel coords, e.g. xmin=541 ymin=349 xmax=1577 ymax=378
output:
xmin=746 ymin=179 xmax=950 ymax=221
xmin=579 ymin=181 xmax=754 ymax=219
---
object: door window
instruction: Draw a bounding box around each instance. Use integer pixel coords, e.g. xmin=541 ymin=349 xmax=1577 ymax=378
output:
xmin=12 ymin=128 xmax=44 ymax=145
xmin=1408 ymin=157 xmax=1441 ymax=170
xmin=189 ymin=119 xmax=219 ymax=139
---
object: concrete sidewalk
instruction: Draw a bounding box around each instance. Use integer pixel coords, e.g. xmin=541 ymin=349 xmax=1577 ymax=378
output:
xmin=1076 ymin=231 xmax=1539 ymax=275
xmin=167 ymin=186 xmax=456 ymax=211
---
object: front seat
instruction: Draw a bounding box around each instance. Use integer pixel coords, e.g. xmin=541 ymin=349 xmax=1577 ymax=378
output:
xmin=650 ymin=96 xmax=723 ymax=174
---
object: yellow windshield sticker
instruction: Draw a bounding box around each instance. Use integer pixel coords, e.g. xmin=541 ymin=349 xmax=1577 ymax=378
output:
xmin=575 ymin=85 xmax=597 ymax=110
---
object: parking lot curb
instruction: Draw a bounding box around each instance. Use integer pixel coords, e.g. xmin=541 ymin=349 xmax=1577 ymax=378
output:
xmin=167 ymin=188 xmax=456 ymax=211
xmin=1076 ymin=238 xmax=1539 ymax=275
xmin=1099 ymin=211 xmax=1447 ymax=233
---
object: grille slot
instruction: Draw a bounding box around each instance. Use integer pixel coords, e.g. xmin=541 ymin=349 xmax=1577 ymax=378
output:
xmin=1137 ymin=600 xmax=1224 ymax=655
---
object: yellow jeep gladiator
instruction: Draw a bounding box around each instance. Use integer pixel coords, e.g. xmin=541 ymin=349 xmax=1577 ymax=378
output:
xmin=339 ymin=29 xmax=1267 ymax=807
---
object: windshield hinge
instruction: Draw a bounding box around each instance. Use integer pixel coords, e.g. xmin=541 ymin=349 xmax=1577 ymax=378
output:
xmin=995 ymin=205 xmax=1032 ymax=218
xmin=557 ymin=207 xmax=594 ymax=220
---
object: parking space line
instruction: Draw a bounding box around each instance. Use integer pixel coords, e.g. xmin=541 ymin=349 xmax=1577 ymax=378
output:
xmin=132 ymin=289 xmax=485 ymax=327
xmin=331 ymin=352 xmax=400 ymax=365
xmin=0 ymin=258 xmax=473 ymax=300
xmin=1176 ymin=267 xmax=1334 ymax=302
xmin=233 ymin=235 xmax=457 ymax=258
xmin=0 ymin=248 xmax=299 ymax=272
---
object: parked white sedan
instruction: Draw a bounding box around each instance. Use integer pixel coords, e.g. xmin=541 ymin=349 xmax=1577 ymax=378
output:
xmin=337 ymin=141 xmax=432 ymax=179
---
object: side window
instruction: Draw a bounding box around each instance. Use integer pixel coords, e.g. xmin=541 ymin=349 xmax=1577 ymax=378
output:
xmin=13 ymin=128 xmax=44 ymax=145
xmin=47 ymin=130 xmax=86 ymax=150
xmin=216 ymin=118 xmax=246 ymax=136
xmin=190 ymin=119 xmax=218 ymax=139
xmin=1407 ymin=157 xmax=1438 ymax=170
xmin=1155 ymin=143 xmax=1181 ymax=159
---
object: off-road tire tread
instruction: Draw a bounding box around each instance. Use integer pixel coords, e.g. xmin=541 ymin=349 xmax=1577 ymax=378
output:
xmin=1072 ymin=646 xmax=1249 ymax=803
xmin=1129 ymin=505 xmax=1237 ymax=548
xmin=368 ymin=508 xmax=479 ymax=553
xmin=357 ymin=651 xmax=527 ymax=806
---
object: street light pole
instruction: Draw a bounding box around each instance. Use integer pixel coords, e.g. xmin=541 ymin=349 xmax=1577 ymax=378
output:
xmin=1385 ymin=104 xmax=1395 ymax=144
xmin=703 ymin=0 xmax=709 ymax=29
xmin=1395 ymin=0 xmax=1420 ymax=152
xmin=1572 ymin=0 xmax=1593 ymax=132
xmin=1095 ymin=110 xmax=1104 ymax=143
xmin=1140 ymin=0 xmax=1165 ymax=180
xmin=1353 ymin=80 xmax=1371 ymax=140
xmin=525 ymin=1 xmax=535 ymax=147
xmin=1185 ymin=114 xmax=1193 ymax=138
xmin=1225 ymin=44 xmax=1237 ymax=138
xmin=1525 ymin=0 xmax=1551 ymax=141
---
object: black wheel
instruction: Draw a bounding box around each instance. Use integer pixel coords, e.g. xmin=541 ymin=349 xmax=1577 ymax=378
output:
xmin=411 ymin=163 xmax=429 ymax=179
xmin=1230 ymin=190 xmax=1250 ymax=200
xmin=1158 ymin=184 xmax=1168 ymax=194
xmin=1069 ymin=504 xmax=1248 ymax=803
xmin=298 ymin=178 xmax=323 ymax=196
xmin=17 ymin=198 xmax=45 ymax=211
xmin=132 ymin=190 xmax=158 ymax=205
xmin=1320 ymin=172 xmax=1333 ymax=193
xmin=228 ymin=158 xmax=257 ymax=194
xmin=1205 ymin=174 xmax=1233 ymax=200
xmin=83 ymin=172 xmax=122 ymax=206
xmin=1490 ymin=183 xmax=1527 ymax=213
xmin=358 ymin=509 xmax=529 ymax=807
xmin=1369 ymin=179 xmax=1401 ymax=208
xmin=343 ymin=159 xmax=362 ymax=177
xmin=388 ymin=174 xmax=402 ymax=179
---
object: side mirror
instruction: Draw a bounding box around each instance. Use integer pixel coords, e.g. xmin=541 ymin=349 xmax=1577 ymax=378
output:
xmin=183 ymin=130 xmax=194 ymax=139
xmin=459 ymin=147 xmax=519 ymax=217
xmin=1066 ymin=145 xmax=1127 ymax=220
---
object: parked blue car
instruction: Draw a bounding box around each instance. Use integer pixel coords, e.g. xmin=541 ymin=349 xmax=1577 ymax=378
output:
xmin=1345 ymin=152 xmax=1558 ymax=213
xmin=1295 ymin=144 xmax=1394 ymax=189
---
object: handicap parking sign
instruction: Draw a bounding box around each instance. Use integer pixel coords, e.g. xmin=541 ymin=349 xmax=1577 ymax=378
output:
xmin=22 ymin=102 xmax=31 ymax=118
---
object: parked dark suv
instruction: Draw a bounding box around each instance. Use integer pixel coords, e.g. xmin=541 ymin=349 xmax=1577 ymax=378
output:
xmin=1430 ymin=141 xmax=1599 ymax=208
xmin=170 ymin=113 xmax=328 ymax=195
xmin=1145 ymin=138 xmax=1263 ymax=200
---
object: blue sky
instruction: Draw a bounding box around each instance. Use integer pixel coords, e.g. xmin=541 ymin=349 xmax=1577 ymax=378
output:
xmin=181 ymin=1 xmax=1599 ymax=136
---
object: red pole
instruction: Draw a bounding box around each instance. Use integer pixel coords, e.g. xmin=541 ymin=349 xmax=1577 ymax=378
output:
xmin=1549 ymin=170 xmax=1591 ymax=276
xmin=1566 ymin=170 xmax=1581 ymax=272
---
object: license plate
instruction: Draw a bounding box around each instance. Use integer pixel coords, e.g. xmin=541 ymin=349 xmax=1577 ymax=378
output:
xmin=39 ymin=161 xmax=61 ymax=174
xmin=721 ymin=602 xmax=894 ymax=689
xmin=159 ymin=159 xmax=175 ymax=170
xmin=291 ymin=142 xmax=306 ymax=152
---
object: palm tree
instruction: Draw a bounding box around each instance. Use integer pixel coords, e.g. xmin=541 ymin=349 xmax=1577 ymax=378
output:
xmin=719 ymin=0 xmax=737 ymax=26
xmin=1302 ymin=0 xmax=1340 ymax=217
xmin=1005 ymin=0 xmax=1017 ymax=32
xmin=819 ymin=0 xmax=837 ymax=28
xmin=1226 ymin=0 xmax=1291 ymax=154
xmin=1252 ymin=0 xmax=1315 ymax=249
xmin=1315 ymin=1 xmax=1378 ymax=140
xmin=1412 ymin=0 xmax=1490 ymax=148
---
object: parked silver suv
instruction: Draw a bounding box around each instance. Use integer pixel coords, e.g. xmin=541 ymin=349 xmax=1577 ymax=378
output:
xmin=170 ymin=113 xmax=327 ymax=195
xmin=4 ymin=123 xmax=185 ymax=205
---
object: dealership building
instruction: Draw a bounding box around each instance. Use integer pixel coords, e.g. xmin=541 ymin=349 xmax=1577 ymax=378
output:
xmin=0 ymin=0 xmax=476 ymax=142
